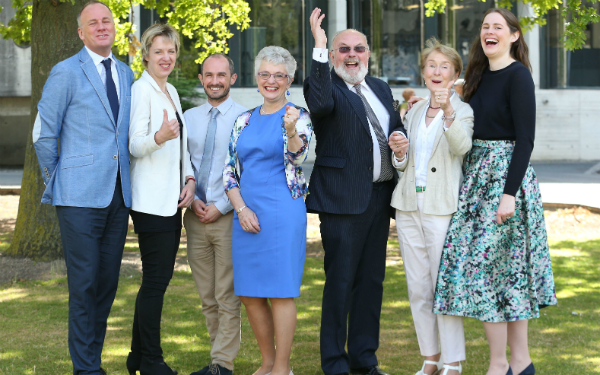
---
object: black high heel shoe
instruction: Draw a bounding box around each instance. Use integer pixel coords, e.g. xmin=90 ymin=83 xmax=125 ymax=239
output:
xmin=519 ymin=363 xmax=535 ymax=375
xmin=139 ymin=357 xmax=178 ymax=375
xmin=126 ymin=351 xmax=142 ymax=375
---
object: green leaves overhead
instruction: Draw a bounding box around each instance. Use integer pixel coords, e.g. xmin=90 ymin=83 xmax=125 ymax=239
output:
xmin=0 ymin=0 xmax=251 ymax=75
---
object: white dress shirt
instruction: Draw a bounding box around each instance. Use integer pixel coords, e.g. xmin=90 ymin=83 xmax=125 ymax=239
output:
xmin=184 ymin=97 xmax=247 ymax=214
xmin=313 ymin=48 xmax=390 ymax=182
xmin=85 ymin=46 xmax=120 ymax=100
xmin=415 ymin=101 xmax=443 ymax=187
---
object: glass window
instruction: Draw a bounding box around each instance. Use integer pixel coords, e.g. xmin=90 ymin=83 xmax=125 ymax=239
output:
xmin=228 ymin=0 xmax=328 ymax=87
xmin=540 ymin=2 xmax=600 ymax=88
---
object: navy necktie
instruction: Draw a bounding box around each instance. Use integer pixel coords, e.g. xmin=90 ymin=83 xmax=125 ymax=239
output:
xmin=101 ymin=59 xmax=119 ymax=123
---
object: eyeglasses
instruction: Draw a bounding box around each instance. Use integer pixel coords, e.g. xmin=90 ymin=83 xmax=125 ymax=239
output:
xmin=257 ymin=72 xmax=289 ymax=81
xmin=332 ymin=46 xmax=369 ymax=54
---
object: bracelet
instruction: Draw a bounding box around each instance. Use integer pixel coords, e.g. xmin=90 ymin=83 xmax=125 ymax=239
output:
xmin=236 ymin=205 xmax=247 ymax=214
xmin=186 ymin=177 xmax=196 ymax=185
xmin=442 ymin=111 xmax=456 ymax=122
xmin=287 ymin=129 xmax=298 ymax=139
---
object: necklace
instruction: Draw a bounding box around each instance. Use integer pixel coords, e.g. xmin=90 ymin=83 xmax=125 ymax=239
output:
xmin=426 ymin=105 xmax=439 ymax=118
xmin=260 ymin=102 xmax=287 ymax=115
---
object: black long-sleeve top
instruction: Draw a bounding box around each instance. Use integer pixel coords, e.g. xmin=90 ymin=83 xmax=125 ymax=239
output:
xmin=470 ymin=61 xmax=536 ymax=196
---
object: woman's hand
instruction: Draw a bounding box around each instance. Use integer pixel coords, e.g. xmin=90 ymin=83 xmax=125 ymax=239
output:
xmin=154 ymin=109 xmax=180 ymax=145
xmin=496 ymin=194 xmax=516 ymax=224
xmin=284 ymin=105 xmax=300 ymax=134
xmin=388 ymin=132 xmax=409 ymax=159
xmin=178 ymin=178 xmax=195 ymax=208
xmin=432 ymin=80 xmax=455 ymax=113
xmin=239 ymin=207 xmax=261 ymax=234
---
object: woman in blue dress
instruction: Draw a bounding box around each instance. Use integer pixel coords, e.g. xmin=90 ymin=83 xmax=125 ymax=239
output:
xmin=223 ymin=46 xmax=313 ymax=375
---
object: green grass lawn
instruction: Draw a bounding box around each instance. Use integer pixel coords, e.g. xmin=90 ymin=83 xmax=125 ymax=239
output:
xmin=1 ymin=238 xmax=599 ymax=374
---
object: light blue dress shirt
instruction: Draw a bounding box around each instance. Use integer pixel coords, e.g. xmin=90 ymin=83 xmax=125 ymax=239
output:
xmin=184 ymin=97 xmax=247 ymax=214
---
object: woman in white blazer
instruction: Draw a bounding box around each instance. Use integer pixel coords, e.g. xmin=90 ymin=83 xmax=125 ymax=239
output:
xmin=388 ymin=38 xmax=474 ymax=375
xmin=126 ymin=24 xmax=194 ymax=375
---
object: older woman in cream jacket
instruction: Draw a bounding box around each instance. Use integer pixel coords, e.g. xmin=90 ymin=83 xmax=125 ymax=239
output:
xmin=127 ymin=23 xmax=194 ymax=375
xmin=388 ymin=38 xmax=473 ymax=375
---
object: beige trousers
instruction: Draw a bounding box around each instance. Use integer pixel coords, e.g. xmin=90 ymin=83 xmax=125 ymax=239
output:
xmin=395 ymin=193 xmax=466 ymax=363
xmin=184 ymin=209 xmax=241 ymax=370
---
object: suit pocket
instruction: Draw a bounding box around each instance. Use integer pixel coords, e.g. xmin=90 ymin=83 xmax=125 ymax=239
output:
xmin=61 ymin=154 xmax=93 ymax=169
xmin=315 ymin=156 xmax=346 ymax=168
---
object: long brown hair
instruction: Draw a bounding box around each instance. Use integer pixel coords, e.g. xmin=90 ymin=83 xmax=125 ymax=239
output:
xmin=462 ymin=8 xmax=531 ymax=102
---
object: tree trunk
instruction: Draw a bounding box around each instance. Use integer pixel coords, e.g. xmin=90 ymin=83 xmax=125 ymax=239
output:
xmin=6 ymin=0 xmax=86 ymax=261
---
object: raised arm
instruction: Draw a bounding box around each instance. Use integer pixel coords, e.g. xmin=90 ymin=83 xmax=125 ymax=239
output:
xmin=303 ymin=8 xmax=335 ymax=119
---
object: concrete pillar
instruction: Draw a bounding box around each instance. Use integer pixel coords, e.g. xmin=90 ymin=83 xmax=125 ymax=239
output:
xmin=129 ymin=4 xmax=141 ymax=65
xmin=328 ymin=0 xmax=347 ymax=48
xmin=518 ymin=1 xmax=541 ymax=88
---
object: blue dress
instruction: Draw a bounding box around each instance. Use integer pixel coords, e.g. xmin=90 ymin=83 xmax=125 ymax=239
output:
xmin=232 ymin=104 xmax=307 ymax=298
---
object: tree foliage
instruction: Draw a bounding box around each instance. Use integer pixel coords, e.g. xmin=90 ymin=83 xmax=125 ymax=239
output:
xmin=1 ymin=0 xmax=251 ymax=76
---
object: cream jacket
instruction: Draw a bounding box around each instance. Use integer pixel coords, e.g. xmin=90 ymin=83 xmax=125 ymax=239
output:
xmin=391 ymin=94 xmax=474 ymax=215
xmin=129 ymin=70 xmax=194 ymax=216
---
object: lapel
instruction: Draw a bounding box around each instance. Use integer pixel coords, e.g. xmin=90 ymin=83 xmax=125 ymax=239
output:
xmin=408 ymin=100 xmax=428 ymax=161
xmin=366 ymin=76 xmax=395 ymax=136
xmin=331 ymin=69 xmax=371 ymax=136
xmin=78 ymin=48 xmax=117 ymax=129
xmin=116 ymin=59 xmax=129 ymax=130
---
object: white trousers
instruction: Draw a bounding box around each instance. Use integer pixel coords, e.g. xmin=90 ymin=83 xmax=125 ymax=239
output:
xmin=395 ymin=193 xmax=466 ymax=363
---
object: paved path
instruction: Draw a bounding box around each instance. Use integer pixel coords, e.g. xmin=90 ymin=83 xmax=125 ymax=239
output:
xmin=2 ymin=160 xmax=600 ymax=209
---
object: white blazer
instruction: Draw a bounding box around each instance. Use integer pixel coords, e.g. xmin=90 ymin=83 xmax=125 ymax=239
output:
xmin=129 ymin=70 xmax=194 ymax=216
xmin=391 ymin=94 xmax=474 ymax=215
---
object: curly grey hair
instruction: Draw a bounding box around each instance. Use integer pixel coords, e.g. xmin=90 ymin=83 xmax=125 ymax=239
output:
xmin=254 ymin=46 xmax=297 ymax=82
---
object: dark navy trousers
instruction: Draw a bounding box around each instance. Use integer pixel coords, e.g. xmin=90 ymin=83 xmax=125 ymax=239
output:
xmin=56 ymin=179 xmax=129 ymax=375
xmin=318 ymin=180 xmax=394 ymax=375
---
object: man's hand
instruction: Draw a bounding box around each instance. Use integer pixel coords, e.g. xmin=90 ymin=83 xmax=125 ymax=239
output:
xmin=407 ymin=96 xmax=425 ymax=111
xmin=310 ymin=8 xmax=327 ymax=49
xmin=200 ymin=205 xmax=223 ymax=224
xmin=191 ymin=199 xmax=207 ymax=219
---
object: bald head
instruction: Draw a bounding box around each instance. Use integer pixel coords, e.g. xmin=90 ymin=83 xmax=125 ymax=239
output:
xmin=331 ymin=29 xmax=369 ymax=50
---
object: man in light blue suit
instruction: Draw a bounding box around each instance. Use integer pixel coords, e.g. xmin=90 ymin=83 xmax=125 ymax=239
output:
xmin=32 ymin=1 xmax=134 ymax=374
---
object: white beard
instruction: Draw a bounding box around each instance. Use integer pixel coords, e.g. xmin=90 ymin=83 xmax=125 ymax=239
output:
xmin=334 ymin=60 xmax=368 ymax=85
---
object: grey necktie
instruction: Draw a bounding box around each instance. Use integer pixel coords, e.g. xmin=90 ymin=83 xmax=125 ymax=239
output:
xmin=196 ymin=107 xmax=219 ymax=202
xmin=353 ymin=84 xmax=394 ymax=182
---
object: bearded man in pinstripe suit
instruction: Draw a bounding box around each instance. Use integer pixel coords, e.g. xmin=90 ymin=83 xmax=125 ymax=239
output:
xmin=303 ymin=8 xmax=410 ymax=375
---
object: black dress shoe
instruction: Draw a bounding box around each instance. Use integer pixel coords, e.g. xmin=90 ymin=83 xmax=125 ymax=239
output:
xmin=139 ymin=357 xmax=178 ymax=375
xmin=350 ymin=366 xmax=389 ymax=375
xmin=126 ymin=351 xmax=142 ymax=375
xmin=191 ymin=363 xmax=232 ymax=375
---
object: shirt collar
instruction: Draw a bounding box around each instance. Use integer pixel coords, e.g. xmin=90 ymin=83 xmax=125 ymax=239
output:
xmin=85 ymin=46 xmax=117 ymax=67
xmin=202 ymin=96 xmax=235 ymax=117
xmin=345 ymin=79 xmax=370 ymax=93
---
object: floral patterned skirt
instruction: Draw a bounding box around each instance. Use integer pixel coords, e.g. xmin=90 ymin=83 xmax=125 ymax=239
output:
xmin=433 ymin=140 xmax=557 ymax=322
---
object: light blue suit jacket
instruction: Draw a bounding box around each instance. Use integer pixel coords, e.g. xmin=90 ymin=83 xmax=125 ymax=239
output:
xmin=33 ymin=47 xmax=134 ymax=208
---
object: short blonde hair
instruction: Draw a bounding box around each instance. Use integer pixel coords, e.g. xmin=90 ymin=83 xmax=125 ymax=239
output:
xmin=420 ymin=37 xmax=463 ymax=76
xmin=140 ymin=23 xmax=180 ymax=68
xmin=402 ymin=88 xmax=415 ymax=101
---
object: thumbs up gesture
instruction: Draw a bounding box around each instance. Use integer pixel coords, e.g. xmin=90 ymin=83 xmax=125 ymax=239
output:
xmin=432 ymin=80 xmax=455 ymax=112
xmin=154 ymin=109 xmax=180 ymax=145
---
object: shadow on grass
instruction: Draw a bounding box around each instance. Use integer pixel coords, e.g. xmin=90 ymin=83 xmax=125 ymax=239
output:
xmin=1 ymin=240 xmax=599 ymax=374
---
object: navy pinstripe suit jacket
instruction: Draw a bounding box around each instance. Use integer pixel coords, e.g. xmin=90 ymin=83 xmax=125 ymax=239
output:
xmin=303 ymin=61 xmax=407 ymax=215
